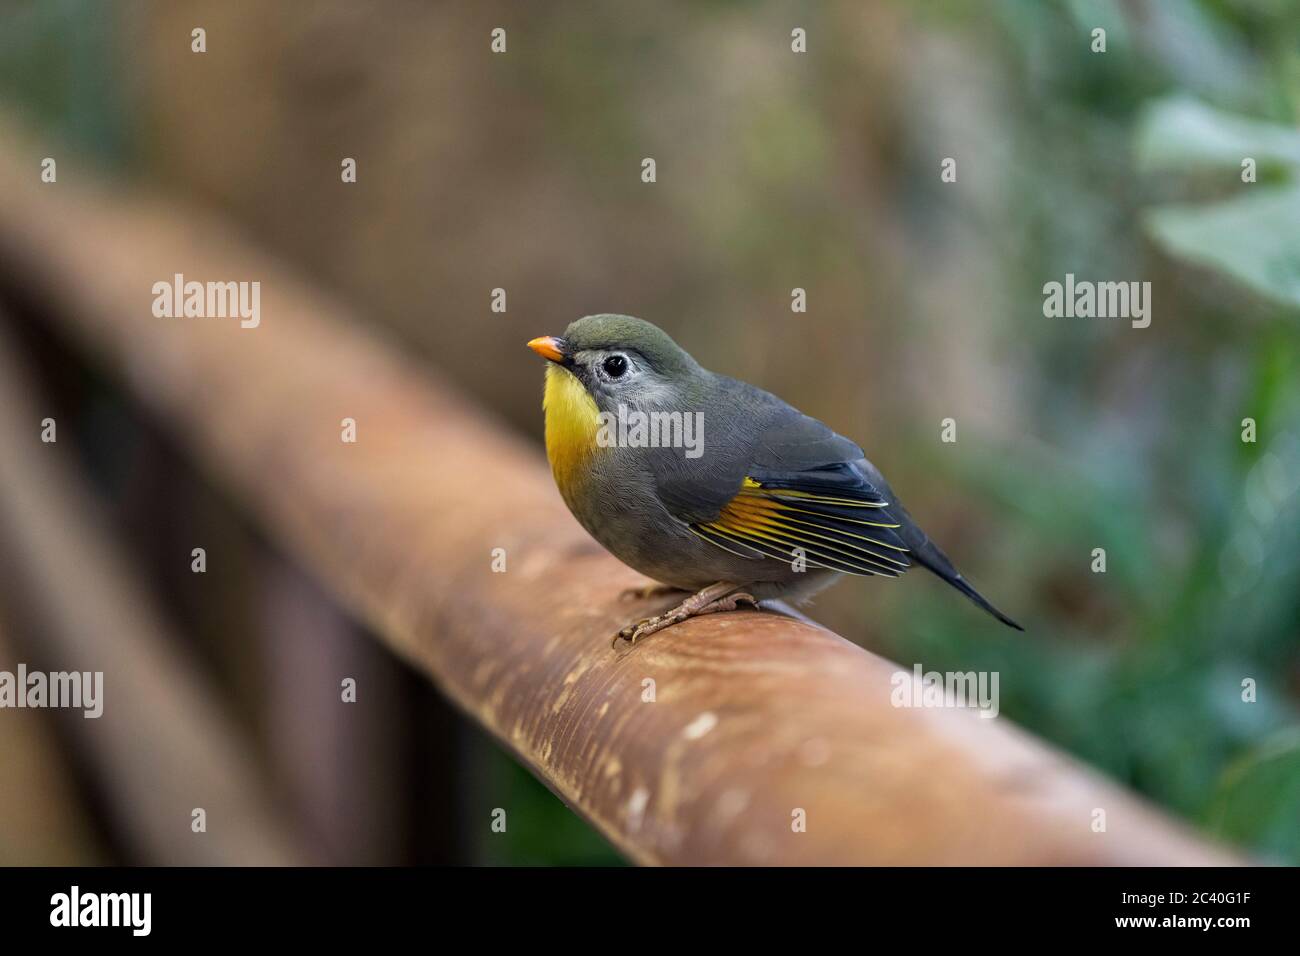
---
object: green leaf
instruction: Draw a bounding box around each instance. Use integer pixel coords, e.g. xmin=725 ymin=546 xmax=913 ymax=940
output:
xmin=1207 ymin=731 xmax=1300 ymax=861
xmin=1145 ymin=186 xmax=1300 ymax=308
xmin=1136 ymin=97 xmax=1300 ymax=173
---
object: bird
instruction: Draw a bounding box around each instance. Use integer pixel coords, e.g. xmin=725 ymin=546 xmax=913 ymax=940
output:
xmin=527 ymin=314 xmax=1022 ymax=644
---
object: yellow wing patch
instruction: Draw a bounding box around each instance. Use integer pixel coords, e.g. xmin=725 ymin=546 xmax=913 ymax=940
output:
xmin=692 ymin=477 xmax=911 ymax=576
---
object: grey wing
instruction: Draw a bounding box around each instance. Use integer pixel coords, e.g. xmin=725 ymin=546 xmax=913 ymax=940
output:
xmin=649 ymin=377 xmax=859 ymax=522
xmin=650 ymin=379 xmax=913 ymax=574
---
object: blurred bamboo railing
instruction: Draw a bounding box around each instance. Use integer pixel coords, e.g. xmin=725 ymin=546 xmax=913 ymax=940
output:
xmin=0 ymin=126 xmax=1238 ymax=865
xmin=0 ymin=326 xmax=304 ymax=865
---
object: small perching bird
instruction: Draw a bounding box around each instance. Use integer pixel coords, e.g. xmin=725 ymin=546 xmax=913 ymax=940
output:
xmin=528 ymin=314 xmax=1022 ymax=644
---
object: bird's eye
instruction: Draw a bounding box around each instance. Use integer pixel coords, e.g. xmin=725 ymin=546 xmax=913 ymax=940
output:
xmin=602 ymin=355 xmax=628 ymax=378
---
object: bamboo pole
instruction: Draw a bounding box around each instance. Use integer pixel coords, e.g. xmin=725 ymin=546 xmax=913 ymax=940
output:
xmin=0 ymin=323 xmax=305 ymax=866
xmin=0 ymin=124 xmax=1237 ymax=865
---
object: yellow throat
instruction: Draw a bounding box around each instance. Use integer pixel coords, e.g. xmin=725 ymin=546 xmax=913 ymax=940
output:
xmin=543 ymin=363 xmax=601 ymax=492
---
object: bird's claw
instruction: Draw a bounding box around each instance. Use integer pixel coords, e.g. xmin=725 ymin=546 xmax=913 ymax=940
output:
xmin=611 ymin=590 xmax=760 ymax=649
xmin=612 ymin=615 xmax=664 ymax=648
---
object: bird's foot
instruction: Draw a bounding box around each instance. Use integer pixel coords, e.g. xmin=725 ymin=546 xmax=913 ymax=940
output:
xmin=618 ymin=582 xmax=682 ymax=603
xmin=612 ymin=582 xmax=758 ymax=648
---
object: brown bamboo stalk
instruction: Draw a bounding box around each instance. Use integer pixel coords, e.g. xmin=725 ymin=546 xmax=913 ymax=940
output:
xmin=0 ymin=323 xmax=304 ymax=866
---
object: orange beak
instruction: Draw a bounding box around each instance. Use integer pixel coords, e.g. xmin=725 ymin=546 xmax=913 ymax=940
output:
xmin=527 ymin=335 xmax=567 ymax=363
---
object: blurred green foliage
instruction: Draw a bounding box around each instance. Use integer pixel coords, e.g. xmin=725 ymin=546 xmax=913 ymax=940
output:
xmin=1140 ymin=96 xmax=1300 ymax=307
xmin=475 ymin=748 xmax=624 ymax=867
xmin=0 ymin=0 xmax=126 ymax=165
xmin=884 ymin=0 xmax=1300 ymax=862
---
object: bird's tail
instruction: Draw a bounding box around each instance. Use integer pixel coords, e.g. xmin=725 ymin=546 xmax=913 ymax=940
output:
xmin=896 ymin=510 xmax=1023 ymax=631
